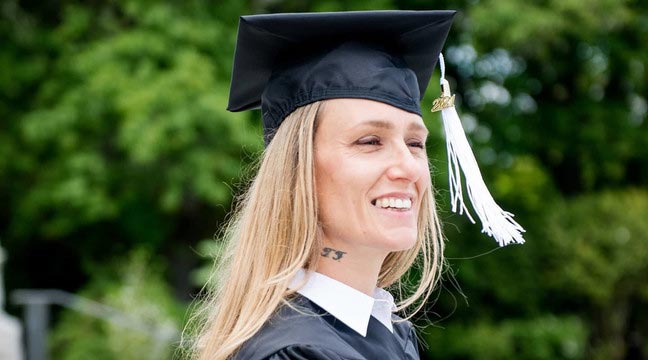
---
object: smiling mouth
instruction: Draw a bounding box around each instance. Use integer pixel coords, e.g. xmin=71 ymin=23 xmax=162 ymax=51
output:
xmin=371 ymin=197 xmax=412 ymax=210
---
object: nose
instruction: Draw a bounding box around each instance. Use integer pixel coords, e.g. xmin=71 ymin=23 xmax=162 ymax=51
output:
xmin=385 ymin=142 xmax=423 ymax=182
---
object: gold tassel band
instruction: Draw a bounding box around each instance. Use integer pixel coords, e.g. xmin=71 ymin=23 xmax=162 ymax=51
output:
xmin=431 ymin=94 xmax=455 ymax=112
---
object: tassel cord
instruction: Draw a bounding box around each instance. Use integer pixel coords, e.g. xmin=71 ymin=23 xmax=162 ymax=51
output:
xmin=441 ymin=106 xmax=525 ymax=246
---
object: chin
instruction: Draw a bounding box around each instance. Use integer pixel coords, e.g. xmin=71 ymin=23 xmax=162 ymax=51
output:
xmin=376 ymin=233 xmax=418 ymax=252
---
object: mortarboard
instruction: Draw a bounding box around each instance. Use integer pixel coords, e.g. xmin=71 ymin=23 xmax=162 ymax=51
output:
xmin=227 ymin=10 xmax=456 ymax=139
xmin=227 ymin=10 xmax=525 ymax=246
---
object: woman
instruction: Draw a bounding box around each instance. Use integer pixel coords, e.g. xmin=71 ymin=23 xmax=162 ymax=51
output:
xmin=191 ymin=10 xmax=523 ymax=360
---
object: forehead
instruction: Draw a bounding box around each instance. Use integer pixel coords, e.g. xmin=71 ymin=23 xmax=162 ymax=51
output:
xmin=318 ymin=98 xmax=426 ymax=132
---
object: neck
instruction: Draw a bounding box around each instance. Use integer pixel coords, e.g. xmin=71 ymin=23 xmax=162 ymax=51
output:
xmin=315 ymin=239 xmax=387 ymax=296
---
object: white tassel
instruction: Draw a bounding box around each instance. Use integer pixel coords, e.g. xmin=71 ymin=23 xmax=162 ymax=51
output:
xmin=433 ymin=54 xmax=525 ymax=247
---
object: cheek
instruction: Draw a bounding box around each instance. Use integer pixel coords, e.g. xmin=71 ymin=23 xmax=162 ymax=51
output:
xmin=416 ymin=162 xmax=432 ymax=196
xmin=315 ymin=157 xmax=340 ymax=216
xmin=317 ymin=154 xmax=376 ymax=195
xmin=316 ymin=159 xmax=354 ymax=203
xmin=420 ymin=163 xmax=432 ymax=185
xmin=315 ymin=155 xmax=369 ymax=219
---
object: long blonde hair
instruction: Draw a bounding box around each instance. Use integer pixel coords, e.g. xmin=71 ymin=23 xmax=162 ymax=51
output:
xmin=190 ymin=101 xmax=445 ymax=359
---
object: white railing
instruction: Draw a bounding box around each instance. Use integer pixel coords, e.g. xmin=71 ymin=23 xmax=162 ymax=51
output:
xmin=12 ymin=289 xmax=180 ymax=360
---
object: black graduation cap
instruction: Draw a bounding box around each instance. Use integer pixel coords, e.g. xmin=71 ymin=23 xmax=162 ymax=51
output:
xmin=226 ymin=10 xmax=456 ymax=140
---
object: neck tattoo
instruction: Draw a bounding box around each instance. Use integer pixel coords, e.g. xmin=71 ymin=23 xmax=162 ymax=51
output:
xmin=321 ymin=247 xmax=347 ymax=261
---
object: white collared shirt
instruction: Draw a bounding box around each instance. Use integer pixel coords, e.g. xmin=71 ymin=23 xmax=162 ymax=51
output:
xmin=289 ymin=269 xmax=397 ymax=337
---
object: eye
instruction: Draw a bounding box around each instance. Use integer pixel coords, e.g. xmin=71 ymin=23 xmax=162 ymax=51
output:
xmin=407 ymin=140 xmax=426 ymax=149
xmin=356 ymin=136 xmax=381 ymax=146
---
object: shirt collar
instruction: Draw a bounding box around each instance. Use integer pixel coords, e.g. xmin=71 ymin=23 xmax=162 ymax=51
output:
xmin=289 ymin=269 xmax=397 ymax=337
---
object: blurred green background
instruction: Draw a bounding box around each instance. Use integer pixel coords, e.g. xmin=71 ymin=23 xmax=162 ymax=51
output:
xmin=1 ymin=0 xmax=647 ymax=359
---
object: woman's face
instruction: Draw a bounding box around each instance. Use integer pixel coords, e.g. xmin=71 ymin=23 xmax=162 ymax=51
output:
xmin=314 ymin=98 xmax=431 ymax=255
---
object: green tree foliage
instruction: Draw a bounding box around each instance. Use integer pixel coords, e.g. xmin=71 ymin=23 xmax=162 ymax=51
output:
xmin=418 ymin=0 xmax=648 ymax=358
xmin=423 ymin=315 xmax=587 ymax=360
xmin=1 ymin=0 xmax=260 ymax=290
xmin=543 ymin=189 xmax=648 ymax=360
xmin=447 ymin=0 xmax=648 ymax=194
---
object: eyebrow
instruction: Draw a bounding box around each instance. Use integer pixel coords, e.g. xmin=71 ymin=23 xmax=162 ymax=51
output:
xmin=356 ymin=119 xmax=428 ymax=133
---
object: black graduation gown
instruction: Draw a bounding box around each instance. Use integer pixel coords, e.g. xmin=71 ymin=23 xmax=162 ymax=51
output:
xmin=233 ymin=294 xmax=420 ymax=360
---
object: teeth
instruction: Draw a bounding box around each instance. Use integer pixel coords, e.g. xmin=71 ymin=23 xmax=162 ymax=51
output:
xmin=374 ymin=197 xmax=412 ymax=209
